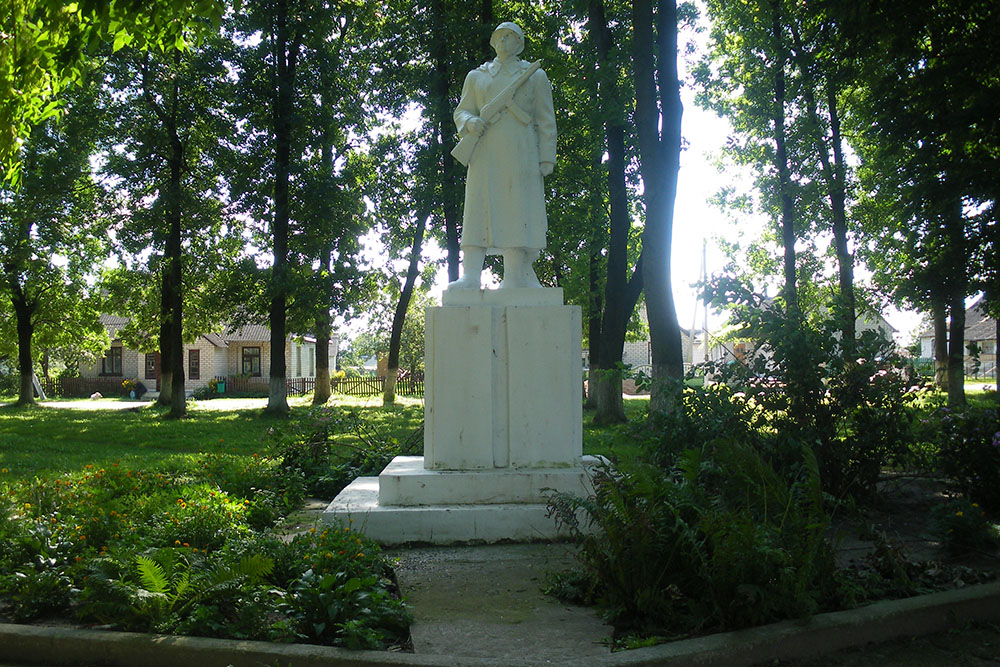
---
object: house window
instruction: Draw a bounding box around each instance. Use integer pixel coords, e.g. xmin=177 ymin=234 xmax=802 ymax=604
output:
xmin=242 ymin=347 xmax=261 ymax=377
xmin=982 ymin=340 xmax=997 ymax=355
xmin=188 ymin=349 xmax=200 ymax=381
xmin=102 ymin=347 xmax=123 ymax=376
xmin=145 ymin=353 xmax=157 ymax=379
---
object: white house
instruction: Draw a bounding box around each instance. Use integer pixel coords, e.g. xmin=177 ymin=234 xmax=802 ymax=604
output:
xmin=80 ymin=315 xmax=338 ymax=392
xmin=918 ymin=300 xmax=996 ymax=376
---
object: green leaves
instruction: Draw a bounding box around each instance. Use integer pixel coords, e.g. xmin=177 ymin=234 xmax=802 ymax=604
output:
xmin=3 ymin=0 xmax=226 ymax=184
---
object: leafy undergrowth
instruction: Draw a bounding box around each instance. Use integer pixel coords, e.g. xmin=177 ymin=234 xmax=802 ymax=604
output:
xmin=0 ymin=403 xmax=414 ymax=649
xmin=557 ymin=379 xmax=1000 ymax=649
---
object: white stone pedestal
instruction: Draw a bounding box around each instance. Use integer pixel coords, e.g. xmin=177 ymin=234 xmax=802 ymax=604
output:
xmin=322 ymin=288 xmax=594 ymax=545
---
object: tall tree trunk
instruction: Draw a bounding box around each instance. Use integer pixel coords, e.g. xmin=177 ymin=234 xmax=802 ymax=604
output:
xmin=771 ymin=0 xmax=797 ymax=312
xmin=157 ymin=267 xmax=173 ymax=404
xmin=588 ymin=0 xmax=645 ymax=424
xmin=788 ymin=24 xmax=854 ymax=350
xmin=141 ymin=53 xmax=179 ymax=410
xmin=633 ymin=0 xmax=684 ymax=415
xmin=429 ymin=0 xmax=461 ymax=282
xmin=945 ymin=199 xmax=967 ymax=408
xmin=946 ymin=289 xmax=966 ymax=408
xmin=313 ymin=244 xmax=333 ymax=405
xmin=266 ymin=0 xmax=300 ymax=416
xmin=931 ymin=289 xmax=948 ymax=390
xmin=825 ymin=87 xmax=855 ymax=352
xmin=584 ymin=246 xmax=603 ymax=410
xmin=384 ymin=208 xmax=429 ymax=407
xmin=314 ymin=312 xmax=332 ymax=405
xmin=166 ymin=58 xmax=186 ymax=419
xmin=11 ymin=287 xmax=35 ymax=406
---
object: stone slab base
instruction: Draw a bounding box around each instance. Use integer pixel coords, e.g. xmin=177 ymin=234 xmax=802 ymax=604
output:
xmin=378 ymin=455 xmax=600 ymax=505
xmin=321 ymin=477 xmax=576 ymax=545
xmin=424 ymin=302 xmax=582 ymax=470
xmin=321 ymin=455 xmax=603 ymax=545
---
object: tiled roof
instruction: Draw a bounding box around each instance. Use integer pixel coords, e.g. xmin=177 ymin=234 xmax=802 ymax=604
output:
xmin=918 ymin=299 xmax=994 ymax=340
xmin=99 ymin=314 xmax=131 ymax=339
xmin=223 ymin=325 xmax=272 ymax=343
xmin=201 ymin=333 xmax=227 ymax=347
xmin=98 ymin=315 xmax=329 ymax=346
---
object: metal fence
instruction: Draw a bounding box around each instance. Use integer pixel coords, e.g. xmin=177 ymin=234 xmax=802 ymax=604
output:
xmin=333 ymin=376 xmax=424 ymax=397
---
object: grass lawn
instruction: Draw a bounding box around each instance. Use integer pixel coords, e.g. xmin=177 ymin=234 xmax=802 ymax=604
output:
xmin=583 ymin=396 xmax=650 ymax=462
xmin=0 ymin=394 xmax=424 ymax=483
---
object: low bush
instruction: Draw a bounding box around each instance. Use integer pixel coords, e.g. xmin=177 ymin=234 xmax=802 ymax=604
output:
xmin=0 ymin=459 xmax=410 ymax=648
xmin=548 ymin=443 xmax=839 ymax=637
xmin=933 ymin=405 xmax=1000 ymax=514
xmin=930 ymin=497 xmax=999 ymax=554
xmin=694 ymin=280 xmax=920 ymax=501
xmin=275 ymin=405 xmax=422 ymax=497
xmin=74 ymin=528 xmax=409 ymax=647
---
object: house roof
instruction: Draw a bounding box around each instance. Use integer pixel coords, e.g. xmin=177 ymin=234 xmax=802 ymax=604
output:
xmin=98 ymin=314 xmax=131 ymax=340
xmin=98 ymin=315 xmax=337 ymax=347
xmin=201 ymin=333 xmax=227 ymax=347
xmin=918 ymin=298 xmax=994 ymax=341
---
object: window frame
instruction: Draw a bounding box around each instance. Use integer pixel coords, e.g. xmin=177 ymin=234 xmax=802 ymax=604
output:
xmin=188 ymin=349 xmax=201 ymax=381
xmin=101 ymin=347 xmax=123 ymax=376
xmin=144 ymin=353 xmax=157 ymax=379
xmin=242 ymin=346 xmax=261 ymax=377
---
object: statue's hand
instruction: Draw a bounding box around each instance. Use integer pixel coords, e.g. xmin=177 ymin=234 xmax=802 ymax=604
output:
xmin=540 ymin=162 xmax=554 ymax=177
xmin=467 ymin=117 xmax=486 ymax=136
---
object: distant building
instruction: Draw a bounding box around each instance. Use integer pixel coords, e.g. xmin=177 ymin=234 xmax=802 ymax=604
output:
xmin=917 ymin=300 xmax=996 ymax=377
xmin=80 ymin=315 xmax=338 ymax=392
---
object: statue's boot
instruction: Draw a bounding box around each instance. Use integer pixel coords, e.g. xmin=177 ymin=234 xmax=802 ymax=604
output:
xmin=500 ymin=248 xmax=541 ymax=289
xmin=447 ymin=246 xmax=486 ymax=290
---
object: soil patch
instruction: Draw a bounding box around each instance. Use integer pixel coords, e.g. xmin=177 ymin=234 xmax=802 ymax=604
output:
xmin=831 ymin=475 xmax=1000 ymax=589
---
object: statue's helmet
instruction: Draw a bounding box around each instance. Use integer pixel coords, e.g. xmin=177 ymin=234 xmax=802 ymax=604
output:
xmin=490 ymin=21 xmax=525 ymax=53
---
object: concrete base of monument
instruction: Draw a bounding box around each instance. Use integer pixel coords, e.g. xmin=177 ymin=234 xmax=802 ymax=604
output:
xmin=321 ymin=455 xmax=603 ymax=545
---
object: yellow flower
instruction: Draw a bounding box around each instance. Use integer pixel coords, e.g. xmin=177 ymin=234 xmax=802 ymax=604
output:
xmin=1 ymin=468 xmax=7 ymax=473
xmin=956 ymin=511 xmax=964 ymax=517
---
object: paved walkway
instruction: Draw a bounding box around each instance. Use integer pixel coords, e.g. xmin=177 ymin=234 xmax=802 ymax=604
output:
xmin=389 ymin=543 xmax=613 ymax=665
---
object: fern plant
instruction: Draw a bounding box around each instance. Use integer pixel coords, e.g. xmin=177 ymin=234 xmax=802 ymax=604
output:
xmin=79 ymin=548 xmax=274 ymax=633
xmin=132 ymin=549 xmax=274 ymax=631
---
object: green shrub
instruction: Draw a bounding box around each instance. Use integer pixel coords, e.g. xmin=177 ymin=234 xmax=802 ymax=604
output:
xmin=275 ymin=405 xmax=421 ymax=497
xmin=548 ymin=443 xmax=838 ymax=636
xmin=694 ymin=284 xmax=920 ymax=501
xmin=278 ymin=527 xmax=411 ymax=649
xmin=934 ymin=406 xmax=1000 ymax=514
xmin=0 ymin=457 xmax=410 ymax=646
xmin=930 ymin=497 xmax=999 ymax=553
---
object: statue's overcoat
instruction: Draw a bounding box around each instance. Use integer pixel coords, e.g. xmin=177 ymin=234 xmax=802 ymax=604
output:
xmin=454 ymin=58 xmax=557 ymax=251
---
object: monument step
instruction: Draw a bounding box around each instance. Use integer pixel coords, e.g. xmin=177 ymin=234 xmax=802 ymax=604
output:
xmin=378 ymin=455 xmax=600 ymax=505
xmin=321 ymin=475 xmax=582 ymax=545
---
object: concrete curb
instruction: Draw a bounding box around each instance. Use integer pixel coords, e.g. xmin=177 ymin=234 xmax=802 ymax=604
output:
xmin=607 ymin=580 xmax=1000 ymax=666
xmin=1 ymin=581 xmax=999 ymax=667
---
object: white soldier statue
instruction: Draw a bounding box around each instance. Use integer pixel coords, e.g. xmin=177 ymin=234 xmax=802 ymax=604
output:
xmin=448 ymin=21 xmax=557 ymax=290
